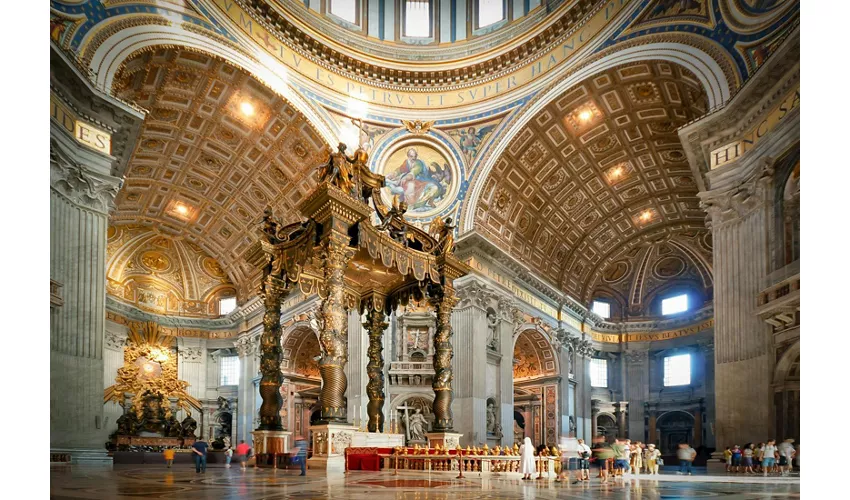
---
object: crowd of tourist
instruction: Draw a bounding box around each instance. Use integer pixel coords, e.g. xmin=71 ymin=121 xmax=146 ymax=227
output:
xmin=722 ymin=439 xmax=797 ymax=476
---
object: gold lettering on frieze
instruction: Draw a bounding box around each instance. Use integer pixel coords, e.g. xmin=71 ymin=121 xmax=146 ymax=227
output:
xmin=211 ymin=0 xmax=628 ymax=110
xmin=50 ymin=92 xmax=112 ymax=155
xmin=464 ymin=257 xmax=559 ymax=318
xmin=590 ymin=319 xmax=714 ymax=344
xmin=710 ymin=84 xmax=800 ymax=169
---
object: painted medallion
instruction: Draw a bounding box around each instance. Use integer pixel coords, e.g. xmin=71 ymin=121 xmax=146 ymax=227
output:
xmin=380 ymin=142 xmax=456 ymax=217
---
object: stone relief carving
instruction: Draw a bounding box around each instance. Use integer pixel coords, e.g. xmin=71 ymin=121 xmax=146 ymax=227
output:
xmin=49 ymin=139 xmax=120 ymax=214
xmin=178 ymin=347 xmax=203 ymax=361
xmin=331 ymin=431 xmax=352 ymax=455
xmin=455 ymin=280 xmax=495 ymax=309
xmin=623 ymin=350 xmax=648 ymax=363
xmin=104 ymin=332 xmax=127 ymax=350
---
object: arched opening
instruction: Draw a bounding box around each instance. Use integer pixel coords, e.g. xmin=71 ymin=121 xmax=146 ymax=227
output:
xmin=773 ymin=341 xmax=800 ymax=443
xmin=512 ymin=329 xmax=559 ymax=447
xmin=282 ymin=325 xmax=323 ymax=438
xmin=596 ymin=413 xmax=617 ymax=443
xmin=391 ymin=394 xmax=435 ymax=446
xmin=656 ymin=410 xmax=695 ymax=455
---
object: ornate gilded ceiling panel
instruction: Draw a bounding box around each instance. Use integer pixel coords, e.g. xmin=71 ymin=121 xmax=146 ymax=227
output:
xmin=106 ymin=224 xmax=235 ymax=318
xmin=513 ymin=329 xmax=558 ymax=381
xmin=475 ymin=61 xmax=709 ymax=306
xmin=282 ymin=326 xmax=320 ymax=379
xmin=111 ymin=48 xmax=329 ymax=292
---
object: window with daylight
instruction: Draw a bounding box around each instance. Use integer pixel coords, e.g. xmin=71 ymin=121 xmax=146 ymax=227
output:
xmin=220 ymin=356 xmax=240 ymax=386
xmin=590 ymin=358 xmax=608 ymax=388
xmin=219 ymin=296 xmax=237 ymax=315
xmin=661 ymin=293 xmax=688 ymax=315
xmin=478 ymin=0 xmax=505 ymax=28
xmin=330 ymin=0 xmax=358 ymax=24
xmin=663 ymin=353 xmax=691 ymax=387
xmin=404 ymin=0 xmax=431 ymax=37
xmin=592 ymin=300 xmax=611 ymax=319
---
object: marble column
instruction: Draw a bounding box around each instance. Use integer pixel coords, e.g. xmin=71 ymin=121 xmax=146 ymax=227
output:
xmin=497 ymin=299 xmax=516 ymax=445
xmin=614 ymin=401 xmax=628 ymax=438
xmin=590 ymin=399 xmax=600 ymax=439
xmin=577 ymin=351 xmax=593 ymax=440
xmin=624 ymin=349 xmax=649 ymax=442
xmin=703 ymin=173 xmax=773 ymax=447
xmin=451 ymin=279 xmax=489 ymax=444
xmin=235 ymin=331 xmax=260 ymax=444
xmin=647 ymin=406 xmax=658 ymax=445
xmin=50 ymin=133 xmax=120 ymax=452
xmin=49 ymin=47 xmax=142 ymax=459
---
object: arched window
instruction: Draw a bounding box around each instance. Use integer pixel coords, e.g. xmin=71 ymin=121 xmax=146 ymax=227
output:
xmin=478 ymin=0 xmax=506 ymax=28
xmin=329 ymin=0 xmax=359 ymax=24
xmin=591 ymin=300 xmax=611 ymax=319
xmin=219 ymin=296 xmax=236 ymax=316
xmin=404 ymin=0 xmax=432 ymax=37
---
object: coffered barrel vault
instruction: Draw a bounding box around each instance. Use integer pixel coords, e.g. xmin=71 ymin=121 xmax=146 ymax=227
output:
xmin=111 ymin=48 xmax=329 ymax=296
xmin=474 ymin=61 xmax=709 ymax=307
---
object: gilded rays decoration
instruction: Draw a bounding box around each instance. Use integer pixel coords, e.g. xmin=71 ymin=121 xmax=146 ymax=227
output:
xmin=104 ymin=321 xmax=201 ymax=417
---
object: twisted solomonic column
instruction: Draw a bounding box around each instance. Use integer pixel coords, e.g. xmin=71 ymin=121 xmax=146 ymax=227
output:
xmin=364 ymin=308 xmax=388 ymax=432
xmin=430 ymin=284 xmax=458 ymax=432
xmin=318 ymin=232 xmax=356 ymax=423
xmin=257 ymin=275 xmax=289 ymax=430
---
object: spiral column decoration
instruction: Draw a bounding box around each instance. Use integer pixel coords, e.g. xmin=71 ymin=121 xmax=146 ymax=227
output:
xmin=318 ymin=231 xmax=356 ymax=423
xmin=430 ymin=284 xmax=458 ymax=432
xmin=257 ymin=275 xmax=289 ymax=430
xmin=364 ymin=307 xmax=388 ymax=432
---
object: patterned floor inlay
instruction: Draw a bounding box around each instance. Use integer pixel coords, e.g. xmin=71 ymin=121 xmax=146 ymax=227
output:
xmin=51 ymin=465 xmax=801 ymax=499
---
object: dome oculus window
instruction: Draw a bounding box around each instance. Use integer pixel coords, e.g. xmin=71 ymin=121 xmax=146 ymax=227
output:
xmin=219 ymin=355 xmax=240 ymax=386
xmin=404 ymin=0 xmax=432 ymax=38
xmin=330 ymin=0 xmax=359 ymax=25
xmin=477 ymin=0 xmax=505 ymax=29
xmin=661 ymin=293 xmax=688 ymax=315
xmin=219 ymin=296 xmax=237 ymax=316
xmin=663 ymin=353 xmax=691 ymax=387
xmin=592 ymin=300 xmax=611 ymax=319
xmin=590 ymin=358 xmax=608 ymax=388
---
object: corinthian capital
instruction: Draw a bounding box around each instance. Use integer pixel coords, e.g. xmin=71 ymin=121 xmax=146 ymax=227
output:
xmin=455 ymin=280 xmax=494 ymax=310
xmin=50 ymin=140 xmax=120 ymax=213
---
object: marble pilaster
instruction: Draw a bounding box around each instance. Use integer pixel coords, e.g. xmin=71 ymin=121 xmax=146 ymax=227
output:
xmin=451 ymin=278 xmax=490 ymax=445
xmin=49 ymin=47 xmax=142 ymax=457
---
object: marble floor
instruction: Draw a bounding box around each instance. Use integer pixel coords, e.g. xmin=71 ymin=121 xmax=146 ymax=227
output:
xmin=51 ymin=465 xmax=801 ymax=499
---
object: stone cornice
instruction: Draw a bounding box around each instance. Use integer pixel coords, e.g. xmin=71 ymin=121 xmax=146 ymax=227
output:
xmin=50 ymin=43 xmax=144 ymax=179
xmin=233 ymin=0 xmax=599 ymax=87
xmin=679 ymin=26 xmax=800 ymax=187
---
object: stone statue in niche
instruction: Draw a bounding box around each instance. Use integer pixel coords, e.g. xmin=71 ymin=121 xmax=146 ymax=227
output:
xmin=486 ymin=309 xmax=499 ymax=351
xmin=569 ymin=416 xmax=577 ymax=436
xmin=486 ymin=399 xmax=502 ymax=437
xmin=404 ymin=409 xmax=428 ymax=442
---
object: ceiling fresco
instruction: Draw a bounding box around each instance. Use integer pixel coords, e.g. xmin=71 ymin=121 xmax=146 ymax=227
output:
xmin=474 ymin=61 xmax=709 ymax=306
xmin=106 ymin=224 xmax=236 ymax=318
xmin=111 ymin=48 xmax=328 ymax=294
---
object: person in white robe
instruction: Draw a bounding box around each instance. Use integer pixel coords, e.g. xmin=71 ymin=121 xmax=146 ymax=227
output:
xmin=520 ymin=436 xmax=536 ymax=480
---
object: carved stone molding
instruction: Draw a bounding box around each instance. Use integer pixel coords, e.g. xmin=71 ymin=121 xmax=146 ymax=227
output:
xmin=699 ymin=158 xmax=775 ymax=228
xmin=179 ymin=347 xmax=204 ymax=361
xmin=49 ymin=140 xmax=120 ymax=214
xmin=234 ymin=334 xmax=260 ymax=358
xmin=454 ymin=280 xmax=495 ymax=310
xmin=622 ymin=350 xmax=648 ymax=364
xmin=104 ymin=332 xmax=127 ymax=350
xmin=50 ymin=279 xmax=64 ymax=309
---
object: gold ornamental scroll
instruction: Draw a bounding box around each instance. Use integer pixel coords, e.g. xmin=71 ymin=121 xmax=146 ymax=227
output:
xmin=210 ymin=0 xmax=630 ymax=110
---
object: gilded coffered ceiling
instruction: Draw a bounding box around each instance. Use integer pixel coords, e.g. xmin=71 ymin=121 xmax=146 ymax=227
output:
xmin=282 ymin=327 xmax=321 ymax=380
xmin=111 ymin=48 xmax=329 ymax=293
xmin=513 ymin=329 xmax=558 ymax=381
xmin=474 ymin=61 xmax=710 ymax=307
xmin=106 ymin=225 xmax=236 ymax=318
